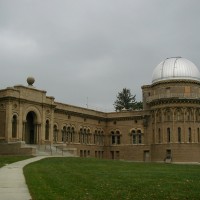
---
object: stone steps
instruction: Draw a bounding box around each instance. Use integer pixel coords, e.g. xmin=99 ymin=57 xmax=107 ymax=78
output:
xmin=24 ymin=144 xmax=77 ymax=157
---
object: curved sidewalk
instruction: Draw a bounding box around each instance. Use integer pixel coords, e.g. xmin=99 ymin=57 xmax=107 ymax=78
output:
xmin=0 ymin=156 xmax=48 ymax=200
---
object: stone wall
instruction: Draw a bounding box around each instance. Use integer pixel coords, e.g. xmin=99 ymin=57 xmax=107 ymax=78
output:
xmin=0 ymin=141 xmax=36 ymax=155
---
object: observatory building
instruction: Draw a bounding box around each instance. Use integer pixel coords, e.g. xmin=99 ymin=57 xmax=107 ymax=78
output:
xmin=0 ymin=57 xmax=200 ymax=163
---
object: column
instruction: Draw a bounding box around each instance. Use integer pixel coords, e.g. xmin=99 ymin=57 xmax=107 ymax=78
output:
xmin=172 ymin=108 xmax=175 ymax=143
xmin=22 ymin=121 xmax=26 ymax=141
xmin=5 ymin=101 xmax=12 ymax=142
xmin=154 ymin=110 xmax=157 ymax=144
xmin=18 ymin=102 xmax=23 ymax=141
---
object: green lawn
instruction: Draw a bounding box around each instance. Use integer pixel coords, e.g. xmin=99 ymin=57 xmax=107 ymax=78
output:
xmin=24 ymin=158 xmax=200 ymax=200
xmin=0 ymin=155 xmax=33 ymax=168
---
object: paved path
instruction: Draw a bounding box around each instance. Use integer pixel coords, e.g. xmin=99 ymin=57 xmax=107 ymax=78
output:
xmin=0 ymin=156 xmax=48 ymax=200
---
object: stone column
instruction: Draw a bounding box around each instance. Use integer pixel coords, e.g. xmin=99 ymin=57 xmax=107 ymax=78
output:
xmin=154 ymin=110 xmax=157 ymax=144
xmin=183 ymin=108 xmax=186 ymax=143
xmin=5 ymin=101 xmax=12 ymax=142
xmin=41 ymin=108 xmax=46 ymax=142
xmin=172 ymin=108 xmax=175 ymax=143
xmin=193 ymin=108 xmax=196 ymax=143
xmin=50 ymin=108 xmax=54 ymax=144
xmin=18 ymin=102 xmax=23 ymax=141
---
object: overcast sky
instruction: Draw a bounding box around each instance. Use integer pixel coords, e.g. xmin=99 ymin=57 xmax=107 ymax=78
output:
xmin=0 ymin=0 xmax=200 ymax=111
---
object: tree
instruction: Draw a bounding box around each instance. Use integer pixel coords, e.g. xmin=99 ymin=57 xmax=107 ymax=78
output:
xmin=114 ymin=88 xmax=136 ymax=111
xmin=134 ymin=101 xmax=143 ymax=110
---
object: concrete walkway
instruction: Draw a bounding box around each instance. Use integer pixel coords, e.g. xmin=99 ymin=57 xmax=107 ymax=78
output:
xmin=0 ymin=156 xmax=48 ymax=200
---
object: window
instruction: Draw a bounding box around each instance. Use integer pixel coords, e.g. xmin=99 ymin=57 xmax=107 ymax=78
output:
xmin=71 ymin=127 xmax=75 ymax=142
xmin=100 ymin=131 xmax=104 ymax=145
xmin=166 ymin=149 xmax=171 ymax=159
xmin=196 ymin=110 xmax=200 ymax=121
xmin=116 ymin=131 xmax=120 ymax=144
xmin=158 ymin=128 xmax=161 ymax=143
xmin=53 ymin=125 xmax=58 ymax=143
xmin=198 ymin=128 xmax=200 ymax=143
xmin=111 ymin=132 xmax=115 ymax=144
xmin=83 ymin=129 xmax=88 ymax=144
xmin=80 ymin=150 xmax=83 ymax=157
xmin=111 ymin=130 xmax=121 ymax=145
xmin=186 ymin=109 xmax=193 ymax=121
xmin=12 ymin=115 xmax=17 ymax=138
xmin=138 ymin=130 xmax=142 ymax=144
xmin=131 ymin=129 xmax=143 ymax=144
xmin=167 ymin=128 xmax=170 ymax=143
xmin=165 ymin=109 xmax=171 ymax=121
xmin=62 ymin=126 xmax=67 ymax=142
xmin=178 ymin=127 xmax=181 ymax=143
xmin=65 ymin=126 xmax=75 ymax=143
xmin=188 ymin=128 xmax=192 ymax=143
xmin=94 ymin=130 xmax=97 ymax=144
xmin=175 ymin=109 xmax=183 ymax=121
xmin=132 ymin=130 xmax=137 ymax=144
xmin=79 ymin=127 xmax=90 ymax=144
xmin=94 ymin=130 xmax=104 ymax=145
xmin=156 ymin=110 xmax=162 ymax=122
xmin=45 ymin=120 xmax=50 ymax=140
xmin=79 ymin=128 xmax=82 ymax=143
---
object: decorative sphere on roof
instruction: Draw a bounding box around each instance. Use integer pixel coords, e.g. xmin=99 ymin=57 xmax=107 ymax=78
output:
xmin=27 ymin=77 xmax=35 ymax=86
xmin=152 ymin=57 xmax=200 ymax=83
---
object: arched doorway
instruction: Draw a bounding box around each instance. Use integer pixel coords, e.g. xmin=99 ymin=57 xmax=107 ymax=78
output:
xmin=26 ymin=111 xmax=37 ymax=144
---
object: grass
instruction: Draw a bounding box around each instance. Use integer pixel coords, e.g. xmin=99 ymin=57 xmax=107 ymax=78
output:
xmin=24 ymin=157 xmax=200 ymax=200
xmin=0 ymin=155 xmax=33 ymax=168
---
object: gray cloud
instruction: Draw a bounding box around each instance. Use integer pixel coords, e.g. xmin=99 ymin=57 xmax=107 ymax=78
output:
xmin=0 ymin=0 xmax=200 ymax=111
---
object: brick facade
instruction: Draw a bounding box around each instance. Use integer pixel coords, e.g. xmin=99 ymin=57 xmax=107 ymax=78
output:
xmin=1 ymin=68 xmax=200 ymax=162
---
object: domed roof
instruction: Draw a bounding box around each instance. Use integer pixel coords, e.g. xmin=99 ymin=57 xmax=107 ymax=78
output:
xmin=152 ymin=57 xmax=200 ymax=83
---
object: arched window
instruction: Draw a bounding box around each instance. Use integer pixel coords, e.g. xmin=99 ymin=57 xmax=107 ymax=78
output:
xmin=156 ymin=110 xmax=162 ymax=122
xmin=178 ymin=127 xmax=181 ymax=143
xmin=100 ymin=131 xmax=104 ymax=145
xmin=94 ymin=130 xmax=104 ymax=145
xmin=86 ymin=129 xmax=90 ymax=144
xmin=165 ymin=109 xmax=172 ymax=122
xmin=12 ymin=115 xmax=17 ymax=138
xmin=71 ymin=127 xmax=75 ymax=142
xmin=188 ymin=127 xmax=192 ymax=143
xmin=45 ymin=120 xmax=50 ymax=140
xmin=82 ymin=128 xmax=87 ymax=144
xmin=79 ymin=128 xmax=90 ymax=144
xmin=111 ymin=130 xmax=121 ymax=145
xmin=62 ymin=126 xmax=67 ymax=142
xmin=175 ymin=109 xmax=183 ymax=121
xmin=97 ymin=130 xmax=100 ymax=145
xmin=132 ymin=130 xmax=136 ymax=144
xmin=53 ymin=125 xmax=58 ymax=143
xmin=177 ymin=110 xmax=181 ymax=121
xmin=185 ymin=109 xmax=193 ymax=121
xmin=79 ymin=128 xmax=83 ymax=143
xmin=167 ymin=128 xmax=170 ymax=143
xmin=116 ymin=131 xmax=120 ymax=144
xmin=158 ymin=128 xmax=161 ymax=143
xmin=196 ymin=110 xmax=200 ymax=121
xmin=94 ymin=130 xmax=97 ymax=144
xmin=111 ymin=131 xmax=115 ymax=144
xmin=131 ymin=129 xmax=143 ymax=144
xmin=65 ymin=126 xmax=70 ymax=142
xmin=137 ymin=130 xmax=142 ymax=144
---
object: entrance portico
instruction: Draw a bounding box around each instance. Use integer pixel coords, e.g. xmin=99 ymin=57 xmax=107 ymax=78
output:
xmin=22 ymin=107 xmax=42 ymax=144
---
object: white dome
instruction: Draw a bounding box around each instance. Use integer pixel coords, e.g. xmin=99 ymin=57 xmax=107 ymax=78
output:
xmin=152 ymin=57 xmax=200 ymax=83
